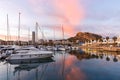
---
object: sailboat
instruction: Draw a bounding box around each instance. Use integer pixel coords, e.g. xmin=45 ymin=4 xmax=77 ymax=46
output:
xmin=0 ymin=14 xmax=13 ymax=59
xmin=53 ymin=25 xmax=66 ymax=51
xmin=6 ymin=22 xmax=54 ymax=61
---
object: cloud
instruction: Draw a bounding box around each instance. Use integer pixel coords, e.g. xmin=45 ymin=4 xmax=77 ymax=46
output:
xmin=52 ymin=0 xmax=84 ymax=25
xmin=0 ymin=34 xmax=28 ymax=41
xmin=27 ymin=0 xmax=85 ymax=36
xmin=86 ymin=11 xmax=120 ymax=21
xmin=51 ymin=0 xmax=84 ymax=34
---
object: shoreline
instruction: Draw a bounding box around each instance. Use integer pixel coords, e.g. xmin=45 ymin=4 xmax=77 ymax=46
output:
xmin=80 ymin=46 xmax=120 ymax=52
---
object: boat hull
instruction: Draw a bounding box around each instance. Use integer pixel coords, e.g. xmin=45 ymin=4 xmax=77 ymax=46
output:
xmin=7 ymin=57 xmax=54 ymax=64
xmin=6 ymin=53 xmax=53 ymax=61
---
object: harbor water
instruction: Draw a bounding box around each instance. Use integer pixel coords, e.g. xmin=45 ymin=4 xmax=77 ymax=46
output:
xmin=0 ymin=49 xmax=120 ymax=80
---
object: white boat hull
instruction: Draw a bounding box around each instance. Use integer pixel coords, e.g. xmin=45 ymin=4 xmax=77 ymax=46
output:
xmin=6 ymin=53 xmax=53 ymax=60
xmin=53 ymin=47 xmax=66 ymax=51
xmin=58 ymin=48 xmax=66 ymax=51
xmin=6 ymin=46 xmax=54 ymax=60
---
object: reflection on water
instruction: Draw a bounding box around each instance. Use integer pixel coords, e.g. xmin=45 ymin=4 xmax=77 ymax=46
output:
xmin=12 ymin=59 xmax=54 ymax=80
xmin=0 ymin=49 xmax=120 ymax=80
xmin=79 ymin=49 xmax=120 ymax=62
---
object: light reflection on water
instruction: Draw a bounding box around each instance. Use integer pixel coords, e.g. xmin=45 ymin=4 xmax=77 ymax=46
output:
xmin=0 ymin=49 xmax=120 ymax=80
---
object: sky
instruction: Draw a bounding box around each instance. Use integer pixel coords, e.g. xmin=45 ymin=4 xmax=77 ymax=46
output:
xmin=0 ymin=0 xmax=120 ymax=41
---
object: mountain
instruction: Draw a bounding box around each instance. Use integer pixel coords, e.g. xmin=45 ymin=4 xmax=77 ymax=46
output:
xmin=68 ymin=32 xmax=102 ymax=42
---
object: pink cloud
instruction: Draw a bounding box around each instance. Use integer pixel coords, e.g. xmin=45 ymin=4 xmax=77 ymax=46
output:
xmin=0 ymin=34 xmax=28 ymax=41
xmin=27 ymin=0 xmax=85 ymax=36
xmin=52 ymin=0 xmax=84 ymax=25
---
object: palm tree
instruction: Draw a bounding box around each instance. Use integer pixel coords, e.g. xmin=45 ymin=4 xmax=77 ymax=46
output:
xmin=106 ymin=36 xmax=109 ymax=46
xmin=112 ymin=36 xmax=117 ymax=43
xmin=99 ymin=38 xmax=103 ymax=42
xmin=106 ymin=36 xmax=109 ymax=42
xmin=112 ymin=36 xmax=117 ymax=46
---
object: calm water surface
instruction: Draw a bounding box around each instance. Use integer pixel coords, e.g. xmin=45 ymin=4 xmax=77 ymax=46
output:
xmin=0 ymin=49 xmax=120 ymax=80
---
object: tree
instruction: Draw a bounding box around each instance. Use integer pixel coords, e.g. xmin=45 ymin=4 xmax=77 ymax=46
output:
xmin=106 ymin=36 xmax=109 ymax=41
xmin=106 ymin=36 xmax=109 ymax=46
xmin=112 ymin=36 xmax=117 ymax=43
xmin=99 ymin=38 xmax=103 ymax=42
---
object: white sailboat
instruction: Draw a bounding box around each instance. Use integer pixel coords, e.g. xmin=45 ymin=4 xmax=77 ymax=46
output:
xmin=54 ymin=45 xmax=66 ymax=51
xmin=6 ymin=20 xmax=54 ymax=60
xmin=0 ymin=14 xmax=12 ymax=59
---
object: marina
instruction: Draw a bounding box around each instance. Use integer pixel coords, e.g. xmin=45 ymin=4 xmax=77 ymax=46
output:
xmin=1 ymin=49 xmax=120 ymax=80
xmin=0 ymin=0 xmax=120 ymax=80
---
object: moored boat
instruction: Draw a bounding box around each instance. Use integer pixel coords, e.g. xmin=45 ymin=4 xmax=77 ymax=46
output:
xmin=53 ymin=45 xmax=66 ymax=51
xmin=0 ymin=47 xmax=14 ymax=59
xmin=6 ymin=47 xmax=54 ymax=61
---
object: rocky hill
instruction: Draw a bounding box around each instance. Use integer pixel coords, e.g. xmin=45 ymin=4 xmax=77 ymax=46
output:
xmin=68 ymin=32 xmax=102 ymax=42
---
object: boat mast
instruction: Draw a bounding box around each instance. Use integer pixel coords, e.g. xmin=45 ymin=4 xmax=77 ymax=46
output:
xmin=62 ymin=25 xmax=64 ymax=40
xmin=38 ymin=24 xmax=46 ymax=45
xmin=41 ymin=25 xmax=45 ymax=42
xmin=53 ymin=26 xmax=55 ymax=46
xmin=35 ymin=22 xmax=38 ymax=43
xmin=18 ymin=12 xmax=21 ymax=45
xmin=28 ymin=27 xmax=30 ymax=45
xmin=62 ymin=25 xmax=65 ymax=45
xmin=7 ymin=14 xmax=10 ymax=45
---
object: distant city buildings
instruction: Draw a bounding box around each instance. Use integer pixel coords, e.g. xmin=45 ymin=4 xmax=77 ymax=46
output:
xmin=0 ymin=33 xmax=120 ymax=47
xmin=117 ymin=36 xmax=120 ymax=46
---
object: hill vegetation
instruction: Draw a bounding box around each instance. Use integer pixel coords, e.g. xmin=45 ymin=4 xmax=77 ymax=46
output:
xmin=68 ymin=32 xmax=102 ymax=42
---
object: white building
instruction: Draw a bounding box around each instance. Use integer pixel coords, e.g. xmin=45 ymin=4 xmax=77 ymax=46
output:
xmin=102 ymin=38 xmax=107 ymax=44
xmin=116 ymin=36 xmax=120 ymax=46
xmin=108 ymin=39 xmax=114 ymax=43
